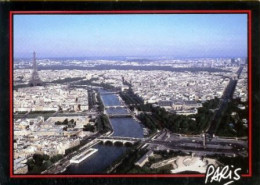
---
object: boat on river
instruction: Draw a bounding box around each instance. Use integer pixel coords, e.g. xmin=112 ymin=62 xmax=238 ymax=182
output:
xmin=70 ymin=148 xmax=98 ymax=164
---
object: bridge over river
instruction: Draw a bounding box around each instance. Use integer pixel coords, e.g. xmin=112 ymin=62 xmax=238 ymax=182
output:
xmin=97 ymin=136 xmax=142 ymax=145
xmin=52 ymin=88 xmax=248 ymax=175
xmin=99 ymin=91 xmax=120 ymax=95
xmin=104 ymin=105 xmax=126 ymax=108
xmin=97 ymin=135 xmax=248 ymax=157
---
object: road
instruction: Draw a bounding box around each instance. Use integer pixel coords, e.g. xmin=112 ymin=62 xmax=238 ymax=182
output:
xmin=206 ymin=66 xmax=244 ymax=136
xmin=43 ymin=74 xmax=248 ymax=174
xmin=42 ymin=119 xmax=247 ymax=174
xmin=99 ymin=129 xmax=247 ymax=157
xmin=42 ymin=132 xmax=102 ymax=174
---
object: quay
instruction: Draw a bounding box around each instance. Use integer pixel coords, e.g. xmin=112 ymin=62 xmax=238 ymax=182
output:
xmin=70 ymin=148 xmax=98 ymax=164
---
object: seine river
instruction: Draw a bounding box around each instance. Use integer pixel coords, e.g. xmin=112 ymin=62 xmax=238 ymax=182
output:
xmin=64 ymin=91 xmax=143 ymax=174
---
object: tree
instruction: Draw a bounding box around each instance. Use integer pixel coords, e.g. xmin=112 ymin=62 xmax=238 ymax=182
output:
xmin=43 ymin=160 xmax=52 ymax=169
xmin=27 ymin=158 xmax=35 ymax=171
xmin=33 ymin=154 xmax=44 ymax=166
xmin=50 ymin=154 xmax=63 ymax=163
xmin=55 ymin=121 xmax=62 ymax=125
xmin=68 ymin=119 xmax=76 ymax=128
xmin=63 ymin=118 xmax=68 ymax=125
xmin=83 ymin=124 xmax=95 ymax=132
xmin=43 ymin=154 xmax=49 ymax=161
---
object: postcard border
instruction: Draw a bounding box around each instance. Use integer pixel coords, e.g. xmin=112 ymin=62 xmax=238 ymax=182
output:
xmin=9 ymin=10 xmax=252 ymax=178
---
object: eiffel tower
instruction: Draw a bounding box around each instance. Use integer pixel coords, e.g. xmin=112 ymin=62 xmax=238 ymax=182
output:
xmin=29 ymin=51 xmax=43 ymax=86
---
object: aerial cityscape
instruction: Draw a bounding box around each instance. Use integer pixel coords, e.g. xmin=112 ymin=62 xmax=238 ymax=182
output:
xmin=12 ymin=14 xmax=248 ymax=175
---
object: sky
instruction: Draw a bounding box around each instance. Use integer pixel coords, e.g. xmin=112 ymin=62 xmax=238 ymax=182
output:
xmin=13 ymin=14 xmax=247 ymax=58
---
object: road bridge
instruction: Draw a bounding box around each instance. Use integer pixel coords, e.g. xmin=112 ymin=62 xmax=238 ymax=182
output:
xmin=105 ymin=105 xmax=126 ymax=108
xmin=100 ymin=91 xmax=120 ymax=95
xmin=108 ymin=114 xmax=132 ymax=118
xmin=98 ymin=135 xmax=247 ymax=157
xmin=97 ymin=136 xmax=141 ymax=146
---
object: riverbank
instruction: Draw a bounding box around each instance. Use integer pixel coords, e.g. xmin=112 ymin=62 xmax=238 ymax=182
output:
xmin=62 ymin=90 xmax=144 ymax=174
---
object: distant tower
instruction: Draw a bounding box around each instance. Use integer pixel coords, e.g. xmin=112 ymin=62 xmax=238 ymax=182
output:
xmin=29 ymin=52 xmax=43 ymax=86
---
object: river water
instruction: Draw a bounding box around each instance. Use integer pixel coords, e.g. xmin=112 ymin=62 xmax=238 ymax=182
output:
xmin=64 ymin=91 xmax=143 ymax=174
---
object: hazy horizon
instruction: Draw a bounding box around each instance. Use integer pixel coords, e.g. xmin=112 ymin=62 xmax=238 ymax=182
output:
xmin=14 ymin=55 xmax=247 ymax=61
xmin=14 ymin=14 xmax=247 ymax=59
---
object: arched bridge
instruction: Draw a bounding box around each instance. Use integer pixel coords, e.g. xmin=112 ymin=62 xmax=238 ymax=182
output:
xmin=104 ymin=105 xmax=126 ymax=108
xmin=97 ymin=136 xmax=143 ymax=146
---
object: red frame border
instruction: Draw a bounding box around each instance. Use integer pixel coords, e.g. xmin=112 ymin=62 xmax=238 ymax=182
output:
xmin=9 ymin=10 xmax=252 ymax=178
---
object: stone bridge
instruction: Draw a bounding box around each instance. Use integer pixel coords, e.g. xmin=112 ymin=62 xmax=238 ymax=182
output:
xmin=100 ymin=91 xmax=120 ymax=95
xmin=97 ymin=136 xmax=142 ymax=146
xmin=105 ymin=105 xmax=126 ymax=108
xmin=108 ymin=114 xmax=132 ymax=118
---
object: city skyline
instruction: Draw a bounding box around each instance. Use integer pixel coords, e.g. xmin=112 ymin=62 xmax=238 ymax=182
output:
xmin=13 ymin=58 xmax=249 ymax=175
xmin=14 ymin=14 xmax=247 ymax=58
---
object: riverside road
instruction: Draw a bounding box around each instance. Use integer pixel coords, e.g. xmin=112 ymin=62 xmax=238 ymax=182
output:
xmin=43 ymin=84 xmax=248 ymax=174
xmin=206 ymin=66 xmax=244 ymax=136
